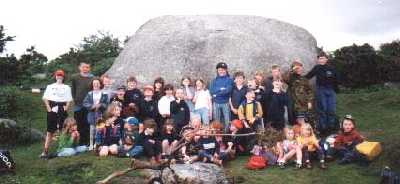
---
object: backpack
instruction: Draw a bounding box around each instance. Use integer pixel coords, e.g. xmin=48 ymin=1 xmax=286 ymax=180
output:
xmin=246 ymin=155 xmax=267 ymax=170
xmin=0 ymin=150 xmax=16 ymax=175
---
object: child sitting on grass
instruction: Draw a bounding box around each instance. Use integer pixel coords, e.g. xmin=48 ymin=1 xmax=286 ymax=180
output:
xmin=141 ymin=119 xmax=161 ymax=164
xmin=95 ymin=103 xmax=123 ymax=157
xmin=297 ymin=123 xmax=327 ymax=169
xmin=181 ymin=127 xmax=201 ymax=164
xmin=277 ymin=128 xmax=302 ymax=169
xmin=56 ymin=117 xmax=88 ymax=157
xmin=326 ymin=115 xmax=364 ymax=164
xmin=120 ymin=117 xmax=144 ymax=158
xmin=196 ymin=127 xmax=222 ymax=166
xmin=161 ymin=119 xmax=179 ymax=159
xmin=211 ymin=121 xmax=235 ymax=166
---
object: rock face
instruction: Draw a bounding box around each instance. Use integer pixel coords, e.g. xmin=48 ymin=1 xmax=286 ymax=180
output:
xmin=142 ymin=162 xmax=229 ymax=184
xmin=107 ymin=15 xmax=318 ymax=87
xmin=0 ymin=118 xmax=44 ymax=145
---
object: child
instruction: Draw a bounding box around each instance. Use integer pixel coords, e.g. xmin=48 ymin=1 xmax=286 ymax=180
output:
xmin=95 ymin=103 xmax=123 ymax=156
xmin=211 ymin=121 xmax=235 ymax=166
xmin=263 ymin=79 xmax=289 ymax=131
xmin=170 ymin=88 xmax=190 ymax=133
xmin=238 ymin=89 xmax=263 ymax=131
xmin=141 ymin=119 xmax=161 ymax=164
xmin=197 ymin=128 xmax=221 ymax=165
xmin=293 ymin=114 xmax=307 ymax=137
xmin=229 ymin=71 xmax=248 ymax=120
xmin=193 ymin=79 xmax=212 ymax=125
xmin=254 ymin=71 xmax=265 ymax=90
xmin=121 ymin=117 xmax=144 ymax=158
xmin=305 ymin=52 xmax=339 ymax=133
xmin=181 ymin=77 xmax=195 ymax=111
xmin=101 ymin=74 xmax=114 ymax=102
xmin=265 ymin=64 xmax=283 ymax=92
xmin=110 ymin=85 xmax=126 ymax=106
xmin=153 ymin=77 xmax=165 ymax=102
xmin=56 ymin=118 xmax=88 ymax=157
xmin=139 ymin=85 xmax=162 ymax=129
xmin=181 ymin=127 xmax=201 ymax=164
xmin=158 ymin=84 xmax=175 ymax=119
xmin=229 ymin=119 xmax=254 ymax=155
xmin=277 ymin=128 xmax=302 ymax=169
xmin=297 ymin=123 xmax=327 ymax=169
xmin=326 ymin=115 xmax=364 ymax=164
xmin=287 ymin=60 xmax=314 ymax=126
xmin=124 ymin=76 xmax=143 ymax=112
xmin=83 ymin=78 xmax=109 ymax=150
xmin=161 ymin=119 xmax=179 ymax=158
xmin=247 ymin=78 xmax=264 ymax=103
xmin=40 ymin=69 xmax=73 ymax=158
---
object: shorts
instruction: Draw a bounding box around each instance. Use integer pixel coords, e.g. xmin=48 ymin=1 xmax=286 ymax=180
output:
xmin=47 ymin=111 xmax=67 ymax=133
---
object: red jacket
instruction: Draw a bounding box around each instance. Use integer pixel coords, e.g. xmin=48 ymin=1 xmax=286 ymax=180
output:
xmin=334 ymin=130 xmax=364 ymax=148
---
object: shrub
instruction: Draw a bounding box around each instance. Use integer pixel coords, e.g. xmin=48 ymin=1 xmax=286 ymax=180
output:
xmin=0 ymin=86 xmax=36 ymax=119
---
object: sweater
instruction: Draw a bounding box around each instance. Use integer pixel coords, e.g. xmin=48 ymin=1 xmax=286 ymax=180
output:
xmin=334 ymin=130 xmax=364 ymax=148
xmin=170 ymin=100 xmax=190 ymax=127
xmin=71 ymin=73 xmax=94 ymax=107
xmin=209 ymin=75 xmax=234 ymax=104
xmin=263 ymin=90 xmax=289 ymax=122
xmin=305 ymin=64 xmax=338 ymax=89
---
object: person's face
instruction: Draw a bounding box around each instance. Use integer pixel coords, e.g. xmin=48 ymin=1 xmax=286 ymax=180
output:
xmin=318 ymin=56 xmax=328 ymax=65
xmin=144 ymin=89 xmax=154 ymax=97
xmin=342 ymin=119 xmax=354 ymax=133
xmin=166 ymin=124 xmax=174 ymax=132
xmin=302 ymin=128 xmax=311 ymax=137
xmin=79 ymin=63 xmax=90 ymax=74
xmin=147 ymin=127 xmax=155 ymax=135
xmin=195 ymin=80 xmax=204 ymax=90
xmin=71 ymin=124 xmax=78 ymax=132
xmin=55 ymin=75 xmax=64 ymax=83
xmin=272 ymin=80 xmax=283 ymax=90
xmin=102 ymin=77 xmax=112 ymax=87
xmin=175 ymin=89 xmax=184 ymax=99
xmin=217 ymin=68 xmax=227 ymax=76
xmin=234 ymin=76 xmax=244 ymax=86
xmin=297 ymin=118 xmax=305 ymax=125
xmin=294 ymin=66 xmax=303 ymax=75
xmin=113 ymin=107 xmax=121 ymax=117
xmin=286 ymin=129 xmax=295 ymax=140
xmin=124 ymin=123 xmax=133 ymax=131
xmin=116 ymin=89 xmax=125 ymax=97
xmin=255 ymin=74 xmax=263 ymax=82
xmin=248 ymin=80 xmax=256 ymax=89
xmin=155 ymin=82 xmax=162 ymax=90
xmin=127 ymin=81 xmax=137 ymax=89
xmin=246 ymin=91 xmax=255 ymax=101
xmin=271 ymin=69 xmax=280 ymax=78
xmin=165 ymin=89 xmax=173 ymax=96
xmin=184 ymin=132 xmax=193 ymax=142
xmin=92 ymin=80 xmax=101 ymax=90
xmin=182 ymin=79 xmax=191 ymax=86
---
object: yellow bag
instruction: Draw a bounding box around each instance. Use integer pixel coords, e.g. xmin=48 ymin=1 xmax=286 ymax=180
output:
xmin=356 ymin=141 xmax=382 ymax=161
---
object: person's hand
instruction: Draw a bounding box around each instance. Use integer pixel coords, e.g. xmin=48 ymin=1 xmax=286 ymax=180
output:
xmin=149 ymin=139 xmax=155 ymax=144
xmin=250 ymin=118 xmax=256 ymax=124
xmin=129 ymin=103 xmax=135 ymax=107
xmin=307 ymin=102 xmax=312 ymax=110
xmin=63 ymin=105 xmax=68 ymax=111
xmin=228 ymin=142 xmax=233 ymax=147
xmin=231 ymin=108 xmax=238 ymax=114
xmin=46 ymin=106 xmax=51 ymax=112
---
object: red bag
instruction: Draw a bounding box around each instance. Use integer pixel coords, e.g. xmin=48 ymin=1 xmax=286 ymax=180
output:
xmin=246 ymin=155 xmax=267 ymax=170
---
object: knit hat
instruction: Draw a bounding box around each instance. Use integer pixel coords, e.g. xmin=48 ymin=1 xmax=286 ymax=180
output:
xmin=216 ymin=62 xmax=228 ymax=69
xmin=125 ymin=117 xmax=139 ymax=126
xmin=231 ymin=119 xmax=243 ymax=129
xmin=53 ymin=69 xmax=65 ymax=77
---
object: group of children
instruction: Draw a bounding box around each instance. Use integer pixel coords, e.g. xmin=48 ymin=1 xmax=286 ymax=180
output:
xmin=42 ymin=52 xmax=368 ymax=170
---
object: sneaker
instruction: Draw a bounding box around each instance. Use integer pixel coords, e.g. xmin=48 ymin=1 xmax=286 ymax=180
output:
xmin=39 ymin=152 xmax=48 ymax=159
xmin=306 ymin=162 xmax=312 ymax=169
xmin=295 ymin=163 xmax=302 ymax=169
xmin=320 ymin=162 xmax=327 ymax=169
xmin=279 ymin=162 xmax=286 ymax=169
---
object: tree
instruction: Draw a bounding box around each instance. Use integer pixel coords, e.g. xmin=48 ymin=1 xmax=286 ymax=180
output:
xmin=0 ymin=25 xmax=15 ymax=54
xmin=378 ymin=40 xmax=400 ymax=82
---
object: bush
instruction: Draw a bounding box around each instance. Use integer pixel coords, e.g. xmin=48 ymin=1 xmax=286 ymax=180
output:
xmin=0 ymin=86 xmax=36 ymax=119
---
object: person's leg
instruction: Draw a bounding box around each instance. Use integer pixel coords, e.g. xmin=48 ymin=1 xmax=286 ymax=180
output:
xmin=316 ymin=87 xmax=328 ymax=132
xmin=222 ymin=103 xmax=231 ymax=131
xmin=109 ymin=144 xmax=119 ymax=155
xmin=75 ymin=145 xmax=88 ymax=153
xmin=212 ymin=103 xmax=220 ymax=124
xmin=75 ymin=108 xmax=89 ymax=145
xmin=170 ymin=140 xmax=178 ymax=155
xmin=161 ymin=140 xmax=169 ymax=155
xmin=57 ymin=148 xmax=77 ymax=157
xmin=42 ymin=132 xmax=53 ymax=156
xmin=99 ymin=146 xmax=109 ymax=157
xmin=327 ymin=89 xmax=337 ymax=130
xmin=127 ymin=145 xmax=144 ymax=158
xmin=200 ymin=108 xmax=210 ymax=126
xmin=89 ymin=124 xmax=95 ymax=150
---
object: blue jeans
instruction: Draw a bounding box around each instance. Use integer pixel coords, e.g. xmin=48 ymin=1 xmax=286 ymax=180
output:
xmin=126 ymin=145 xmax=144 ymax=158
xmin=194 ymin=107 xmax=210 ymax=125
xmin=212 ymin=102 xmax=230 ymax=131
xmin=57 ymin=145 xmax=88 ymax=157
xmin=198 ymin=150 xmax=214 ymax=162
xmin=316 ymin=86 xmax=336 ymax=131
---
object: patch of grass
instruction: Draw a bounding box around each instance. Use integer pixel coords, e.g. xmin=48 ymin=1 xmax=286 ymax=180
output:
xmin=3 ymin=89 xmax=400 ymax=184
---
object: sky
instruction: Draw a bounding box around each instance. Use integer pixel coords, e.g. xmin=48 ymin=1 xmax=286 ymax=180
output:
xmin=1 ymin=0 xmax=399 ymax=59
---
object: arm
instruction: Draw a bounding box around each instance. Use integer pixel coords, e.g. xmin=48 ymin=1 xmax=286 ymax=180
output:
xmin=43 ymin=99 xmax=51 ymax=112
xmin=305 ymin=66 xmax=317 ymax=79
xmin=237 ymin=105 xmax=245 ymax=120
xmin=71 ymin=76 xmax=77 ymax=100
xmin=256 ymin=102 xmax=263 ymax=118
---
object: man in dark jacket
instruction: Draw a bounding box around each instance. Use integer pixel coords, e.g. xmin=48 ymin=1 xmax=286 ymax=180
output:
xmin=209 ymin=62 xmax=234 ymax=131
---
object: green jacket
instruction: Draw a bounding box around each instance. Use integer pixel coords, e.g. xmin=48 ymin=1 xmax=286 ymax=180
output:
xmin=287 ymin=73 xmax=314 ymax=113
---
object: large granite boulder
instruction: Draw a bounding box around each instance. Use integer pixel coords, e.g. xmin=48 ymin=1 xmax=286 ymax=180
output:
xmin=0 ymin=118 xmax=44 ymax=145
xmin=107 ymin=15 xmax=318 ymax=87
xmin=142 ymin=162 xmax=229 ymax=184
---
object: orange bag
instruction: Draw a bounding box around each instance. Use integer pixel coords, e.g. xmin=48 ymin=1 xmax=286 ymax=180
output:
xmin=246 ymin=155 xmax=267 ymax=170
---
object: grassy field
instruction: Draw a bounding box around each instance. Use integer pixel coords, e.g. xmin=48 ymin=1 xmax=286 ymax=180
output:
xmin=3 ymin=88 xmax=400 ymax=184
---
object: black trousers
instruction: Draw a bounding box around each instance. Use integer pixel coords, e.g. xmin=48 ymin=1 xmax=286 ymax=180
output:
xmin=75 ymin=108 xmax=89 ymax=145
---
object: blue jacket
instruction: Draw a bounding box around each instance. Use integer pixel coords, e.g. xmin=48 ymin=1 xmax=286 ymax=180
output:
xmin=83 ymin=91 xmax=109 ymax=125
xmin=209 ymin=75 xmax=234 ymax=104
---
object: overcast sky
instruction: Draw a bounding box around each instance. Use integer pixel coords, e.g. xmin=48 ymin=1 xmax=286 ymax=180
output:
xmin=1 ymin=0 xmax=399 ymax=59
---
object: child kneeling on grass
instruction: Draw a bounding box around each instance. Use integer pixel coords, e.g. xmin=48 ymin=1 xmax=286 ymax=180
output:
xmin=56 ymin=117 xmax=88 ymax=157
xmin=297 ymin=123 xmax=327 ymax=169
xmin=95 ymin=104 xmax=123 ymax=157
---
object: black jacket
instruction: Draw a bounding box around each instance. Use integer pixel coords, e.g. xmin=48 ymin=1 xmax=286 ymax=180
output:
xmin=170 ymin=100 xmax=190 ymax=128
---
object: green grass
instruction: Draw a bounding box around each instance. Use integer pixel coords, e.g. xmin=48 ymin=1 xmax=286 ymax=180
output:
xmin=3 ymin=89 xmax=400 ymax=184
